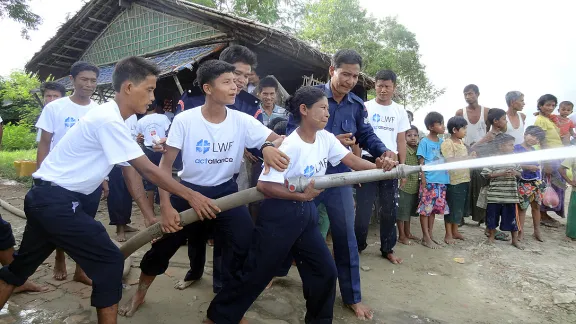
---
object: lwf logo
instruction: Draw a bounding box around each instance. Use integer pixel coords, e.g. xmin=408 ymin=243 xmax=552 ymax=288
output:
xmin=196 ymin=139 xmax=210 ymax=154
xmin=304 ymin=165 xmax=315 ymax=178
xmin=372 ymin=114 xmax=380 ymax=123
xmin=64 ymin=117 xmax=76 ymax=128
xmin=196 ymin=139 xmax=234 ymax=154
xmin=372 ymin=114 xmax=395 ymax=123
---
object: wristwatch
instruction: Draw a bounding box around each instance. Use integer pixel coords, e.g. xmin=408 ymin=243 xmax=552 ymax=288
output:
xmin=260 ymin=141 xmax=275 ymax=151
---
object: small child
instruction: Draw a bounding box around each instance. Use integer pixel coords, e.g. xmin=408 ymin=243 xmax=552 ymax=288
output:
xmin=560 ymin=157 xmax=576 ymax=241
xmin=417 ymin=112 xmax=450 ymax=249
xmin=398 ymin=126 xmax=421 ymax=245
xmin=481 ymin=133 xmax=523 ymax=249
xmin=441 ymin=116 xmax=475 ymax=244
xmin=557 ymin=101 xmax=575 ymax=145
xmin=514 ymin=126 xmax=546 ymax=242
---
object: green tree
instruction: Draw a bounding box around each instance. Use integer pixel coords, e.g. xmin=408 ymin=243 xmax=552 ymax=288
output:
xmin=187 ymin=0 xmax=291 ymax=25
xmin=0 ymin=71 xmax=41 ymax=126
xmin=0 ymin=0 xmax=42 ymax=39
xmin=298 ymin=0 xmax=444 ymax=111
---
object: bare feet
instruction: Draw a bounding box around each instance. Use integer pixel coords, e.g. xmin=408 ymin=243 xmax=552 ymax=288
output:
xmin=398 ymin=237 xmax=413 ymax=245
xmin=73 ymin=267 xmax=92 ymax=286
xmin=512 ymin=241 xmax=525 ymax=250
xmin=431 ymin=237 xmax=442 ymax=246
xmin=144 ymin=217 xmax=158 ymax=228
xmin=116 ymin=231 xmax=127 ymax=242
xmin=444 ymin=235 xmax=455 ymax=245
xmin=407 ymin=234 xmax=421 ymax=242
xmin=53 ymin=255 xmax=67 ymax=281
xmin=486 ymin=238 xmax=495 ymax=245
xmin=14 ymin=280 xmax=49 ymax=293
xmin=174 ymin=279 xmax=196 ymax=290
xmin=453 ymin=232 xmax=465 ymax=241
xmin=119 ymin=290 xmax=146 ymax=317
xmin=422 ymin=238 xmax=440 ymax=249
xmin=533 ymin=231 xmax=544 ymax=242
xmin=346 ymin=302 xmax=374 ymax=320
xmin=518 ymin=231 xmax=524 ymax=241
xmin=124 ymin=225 xmax=139 ymax=232
xmin=385 ymin=252 xmax=403 ymax=264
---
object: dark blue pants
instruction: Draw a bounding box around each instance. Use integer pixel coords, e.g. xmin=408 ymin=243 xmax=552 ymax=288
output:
xmin=139 ymin=179 xmax=253 ymax=293
xmin=0 ymin=214 xmax=15 ymax=251
xmin=207 ymin=199 xmax=337 ymax=324
xmin=0 ymin=184 xmax=124 ymax=308
xmin=354 ymin=179 xmax=399 ymax=256
xmin=107 ymin=166 xmax=132 ymax=226
xmin=143 ymin=148 xmax=163 ymax=192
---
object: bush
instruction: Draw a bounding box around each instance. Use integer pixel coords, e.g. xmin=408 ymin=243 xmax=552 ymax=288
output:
xmin=1 ymin=124 xmax=37 ymax=151
xmin=0 ymin=149 xmax=36 ymax=185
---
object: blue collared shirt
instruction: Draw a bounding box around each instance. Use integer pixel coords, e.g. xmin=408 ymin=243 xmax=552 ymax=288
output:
xmin=287 ymin=83 xmax=388 ymax=173
xmin=262 ymin=105 xmax=287 ymax=126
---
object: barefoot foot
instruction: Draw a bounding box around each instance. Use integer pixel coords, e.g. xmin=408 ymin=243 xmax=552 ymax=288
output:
xmin=119 ymin=291 xmax=146 ymax=317
xmin=174 ymin=280 xmax=196 ymax=290
xmin=512 ymin=241 xmax=525 ymax=250
xmin=14 ymin=280 xmax=49 ymax=293
xmin=73 ymin=267 xmax=92 ymax=286
xmin=398 ymin=237 xmax=413 ymax=245
xmin=116 ymin=231 xmax=127 ymax=242
xmin=385 ymin=252 xmax=403 ymax=264
xmin=124 ymin=225 xmax=139 ymax=232
xmin=407 ymin=234 xmax=421 ymax=242
xmin=53 ymin=257 xmax=67 ymax=281
xmin=422 ymin=239 xmax=440 ymax=249
xmin=453 ymin=232 xmax=466 ymax=241
xmin=533 ymin=231 xmax=544 ymax=242
xmin=346 ymin=302 xmax=374 ymax=320
xmin=444 ymin=235 xmax=455 ymax=245
xmin=431 ymin=237 xmax=442 ymax=246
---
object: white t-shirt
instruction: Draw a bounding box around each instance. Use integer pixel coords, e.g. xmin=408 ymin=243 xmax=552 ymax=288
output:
xmin=167 ymin=107 xmax=272 ymax=186
xmin=259 ymin=129 xmax=350 ymax=184
xmin=0 ymin=115 xmax=3 ymax=123
xmin=569 ymin=113 xmax=576 ymax=127
xmin=35 ymin=97 xmax=99 ymax=149
xmin=33 ymin=100 xmax=144 ymax=195
xmin=362 ymin=100 xmax=411 ymax=156
xmin=125 ymin=114 xmax=138 ymax=141
xmin=137 ymin=113 xmax=171 ymax=146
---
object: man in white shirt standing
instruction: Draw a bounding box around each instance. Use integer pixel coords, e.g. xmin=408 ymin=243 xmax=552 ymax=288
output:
xmin=35 ymin=61 xmax=101 ymax=285
xmin=354 ymin=70 xmax=410 ymax=265
xmin=0 ymin=56 xmax=213 ymax=324
xmin=36 ymin=82 xmax=67 ymax=142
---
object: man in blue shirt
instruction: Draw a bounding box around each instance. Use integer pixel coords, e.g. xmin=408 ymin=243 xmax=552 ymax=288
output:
xmin=257 ymin=76 xmax=286 ymax=126
xmin=287 ymin=49 xmax=396 ymax=320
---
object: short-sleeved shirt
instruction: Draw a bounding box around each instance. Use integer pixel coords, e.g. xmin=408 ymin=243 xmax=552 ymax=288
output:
xmin=262 ymin=105 xmax=286 ymax=126
xmin=35 ymin=97 xmax=99 ymax=150
xmin=137 ymin=113 xmax=172 ymax=147
xmin=440 ymin=138 xmax=470 ymax=185
xmin=362 ymin=100 xmax=411 ymax=156
xmin=513 ymin=144 xmax=541 ymax=180
xmin=534 ymin=115 xmax=563 ymax=148
xmin=557 ymin=116 xmax=575 ymax=137
xmin=481 ymin=164 xmax=522 ymax=204
xmin=400 ymin=146 xmax=419 ymax=194
xmin=417 ymin=137 xmax=450 ymax=184
xmin=167 ymin=107 xmax=272 ymax=187
xmin=259 ymin=129 xmax=349 ymax=184
xmin=33 ymin=100 xmax=144 ymax=194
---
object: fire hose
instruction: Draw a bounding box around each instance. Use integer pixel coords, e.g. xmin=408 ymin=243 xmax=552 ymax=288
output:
xmin=119 ymin=164 xmax=421 ymax=258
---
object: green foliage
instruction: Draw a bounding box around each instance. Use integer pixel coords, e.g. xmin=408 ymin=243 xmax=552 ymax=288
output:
xmin=298 ymin=0 xmax=444 ymax=111
xmin=0 ymin=0 xmax=42 ymax=39
xmin=0 ymin=148 xmax=35 ymax=184
xmin=186 ymin=0 xmax=293 ymax=25
xmin=0 ymin=71 xmax=41 ymax=126
xmin=1 ymin=124 xmax=36 ymax=151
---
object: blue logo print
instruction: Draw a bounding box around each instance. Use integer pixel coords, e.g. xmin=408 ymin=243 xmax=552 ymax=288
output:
xmin=64 ymin=117 xmax=76 ymax=128
xmin=372 ymin=114 xmax=381 ymax=123
xmin=196 ymin=139 xmax=210 ymax=154
xmin=303 ymin=165 xmax=315 ymax=178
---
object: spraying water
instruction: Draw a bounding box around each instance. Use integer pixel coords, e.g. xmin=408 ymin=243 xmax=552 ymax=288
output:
xmin=423 ymin=146 xmax=576 ymax=172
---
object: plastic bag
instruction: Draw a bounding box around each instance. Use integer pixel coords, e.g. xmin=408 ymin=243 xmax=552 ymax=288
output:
xmin=542 ymin=180 xmax=560 ymax=208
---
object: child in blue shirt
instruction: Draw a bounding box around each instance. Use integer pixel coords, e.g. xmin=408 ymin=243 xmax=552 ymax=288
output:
xmin=417 ymin=112 xmax=450 ymax=249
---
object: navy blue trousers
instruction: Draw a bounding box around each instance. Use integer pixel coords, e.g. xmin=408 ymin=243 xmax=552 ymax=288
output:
xmin=207 ymin=198 xmax=337 ymax=324
xmin=0 ymin=184 xmax=123 ymax=308
xmin=107 ymin=166 xmax=132 ymax=226
xmin=354 ymin=178 xmax=399 ymax=256
xmin=139 ymin=179 xmax=253 ymax=293
xmin=0 ymin=214 xmax=15 ymax=251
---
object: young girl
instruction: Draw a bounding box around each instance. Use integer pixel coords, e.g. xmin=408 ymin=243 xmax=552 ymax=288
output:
xmin=417 ymin=112 xmax=450 ymax=249
xmin=205 ymin=86 xmax=397 ymax=324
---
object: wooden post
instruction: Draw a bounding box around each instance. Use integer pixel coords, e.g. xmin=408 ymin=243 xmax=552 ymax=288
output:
xmin=173 ymin=75 xmax=184 ymax=95
xmin=97 ymin=88 xmax=107 ymax=103
xmin=33 ymin=93 xmax=44 ymax=108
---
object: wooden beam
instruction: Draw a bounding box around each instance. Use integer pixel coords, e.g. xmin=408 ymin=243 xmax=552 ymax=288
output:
xmin=51 ymin=53 xmax=77 ymax=60
xmin=71 ymin=37 xmax=92 ymax=43
xmin=63 ymin=45 xmax=85 ymax=52
xmin=80 ymin=27 xmax=100 ymax=34
xmin=172 ymin=75 xmax=184 ymax=95
xmin=119 ymin=0 xmax=132 ymax=8
xmin=37 ymin=63 xmax=66 ymax=69
xmin=88 ymin=17 xmax=108 ymax=24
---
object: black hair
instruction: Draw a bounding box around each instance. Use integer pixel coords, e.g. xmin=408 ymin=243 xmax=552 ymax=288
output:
xmin=332 ymin=49 xmax=363 ymax=69
xmin=406 ymin=110 xmax=413 ymax=118
xmin=560 ymin=101 xmax=574 ymax=108
xmin=195 ymin=60 xmax=236 ymax=94
xmin=424 ymin=111 xmax=443 ymax=130
xmin=70 ymin=61 xmax=100 ymax=78
xmin=446 ymin=116 xmax=468 ymax=134
xmin=375 ymin=70 xmax=397 ymax=85
xmin=273 ymin=120 xmax=288 ymax=136
xmin=463 ymin=84 xmax=479 ymax=94
xmin=406 ymin=125 xmax=419 ymax=134
xmin=40 ymin=81 xmax=66 ymax=97
xmin=258 ymin=76 xmax=278 ymax=91
xmin=493 ymin=133 xmax=515 ymax=148
xmin=487 ymin=108 xmax=506 ymax=126
xmin=285 ymin=86 xmax=326 ymax=123
xmin=219 ymin=45 xmax=257 ymax=67
xmin=537 ymin=94 xmax=558 ymax=110
xmin=268 ymin=117 xmax=287 ymax=131
xmin=524 ymin=125 xmax=546 ymax=144
xmin=112 ymin=56 xmax=161 ymax=92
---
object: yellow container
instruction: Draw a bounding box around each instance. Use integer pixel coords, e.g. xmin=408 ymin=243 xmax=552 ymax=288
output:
xmin=13 ymin=160 xmax=37 ymax=177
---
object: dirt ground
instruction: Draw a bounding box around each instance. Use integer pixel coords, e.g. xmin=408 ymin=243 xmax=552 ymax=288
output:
xmin=0 ymin=180 xmax=575 ymax=324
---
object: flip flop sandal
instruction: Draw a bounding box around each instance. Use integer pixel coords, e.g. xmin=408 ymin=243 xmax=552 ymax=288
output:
xmin=494 ymin=231 xmax=510 ymax=241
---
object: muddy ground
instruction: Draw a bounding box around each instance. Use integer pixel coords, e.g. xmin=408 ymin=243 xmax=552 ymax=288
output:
xmin=0 ymin=180 xmax=575 ymax=324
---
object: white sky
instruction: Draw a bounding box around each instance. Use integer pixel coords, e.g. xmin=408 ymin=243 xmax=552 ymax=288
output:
xmin=1 ymin=0 xmax=575 ymax=131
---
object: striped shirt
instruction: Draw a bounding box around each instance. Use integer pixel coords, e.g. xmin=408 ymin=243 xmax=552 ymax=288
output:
xmin=400 ymin=146 xmax=420 ymax=194
xmin=481 ymin=164 xmax=521 ymax=204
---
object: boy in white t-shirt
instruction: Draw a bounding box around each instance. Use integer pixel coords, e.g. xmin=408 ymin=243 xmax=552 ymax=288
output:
xmin=119 ymin=60 xmax=289 ymax=317
xmin=36 ymin=82 xmax=67 ymax=142
xmin=0 ymin=56 xmax=208 ymax=324
xmin=355 ymin=70 xmax=410 ymax=264
xmin=35 ymin=61 xmax=102 ymax=285
xmin=206 ymin=86 xmax=397 ymax=323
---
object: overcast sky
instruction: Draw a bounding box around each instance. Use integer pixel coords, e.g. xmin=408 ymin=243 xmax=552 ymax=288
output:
xmin=1 ymin=0 xmax=575 ymax=130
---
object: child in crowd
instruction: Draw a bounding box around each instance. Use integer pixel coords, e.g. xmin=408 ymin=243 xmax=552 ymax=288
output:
xmin=441 ymin=116 xmax=475 ymax=244
xmin=557 ymin=101 xmax=575 ymax=145
xmin=398 ymin=126 xmax=421 ymax=245
xmin=417 ymin=112 xmax=450 ymax=249
xmin=481 ymin=133 xmax=523 ymax=249
xmin=514 ymin=126 xmax=546 ymax=242
xmin=560 ymin=156 xmax=576 ymax=241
